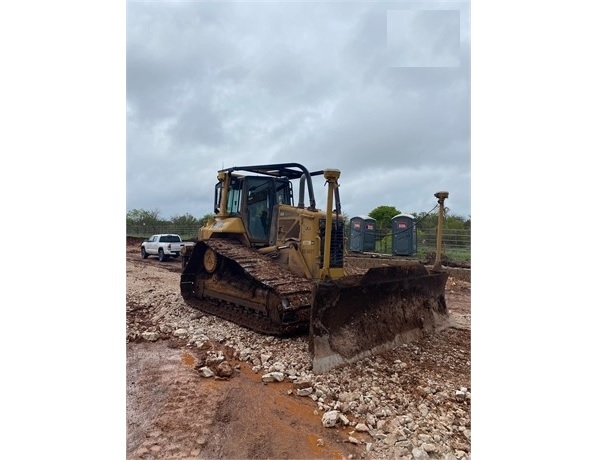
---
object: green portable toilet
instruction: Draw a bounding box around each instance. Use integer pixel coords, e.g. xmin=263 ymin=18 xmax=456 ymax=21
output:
xmin=349 ymin=216 xmax=377 ymax=252
xmin=391 ymin=214 xmax=417 ymax=256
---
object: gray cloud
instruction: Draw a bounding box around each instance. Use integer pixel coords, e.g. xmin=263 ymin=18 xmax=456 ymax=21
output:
xmin=387 ymin=10 xmax=461 ymax=67
xmin=127 ymin=1 xmax=470 ymax=220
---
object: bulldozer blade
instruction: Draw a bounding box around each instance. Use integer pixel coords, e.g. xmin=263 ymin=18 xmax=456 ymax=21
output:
xmin=309 ymin=265 xmax=449 ymax=374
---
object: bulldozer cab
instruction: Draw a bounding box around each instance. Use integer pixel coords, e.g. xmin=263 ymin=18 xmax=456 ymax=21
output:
xmin=214 ymin=172 xmax=293 ymax=245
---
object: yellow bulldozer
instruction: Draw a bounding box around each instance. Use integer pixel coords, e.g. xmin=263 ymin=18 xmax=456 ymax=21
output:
xmin=181 ymin=163 xmax=449 ymax=373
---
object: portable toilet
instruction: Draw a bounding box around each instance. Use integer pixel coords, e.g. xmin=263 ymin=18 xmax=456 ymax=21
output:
xmin=349 ymin=216 xmax=377 ymax=252
xmin=391 ymin=214 xmax=417 ymax=256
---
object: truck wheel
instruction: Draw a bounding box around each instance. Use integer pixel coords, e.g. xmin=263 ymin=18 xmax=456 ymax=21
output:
xmin=141 ymin=247 xmax=149 ymax=259
xmin=158 ymin=249 xmax=166 ymax=262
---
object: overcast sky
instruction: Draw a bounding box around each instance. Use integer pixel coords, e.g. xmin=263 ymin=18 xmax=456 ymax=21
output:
xmin=126 ymin=0 xmax=471 ymax=220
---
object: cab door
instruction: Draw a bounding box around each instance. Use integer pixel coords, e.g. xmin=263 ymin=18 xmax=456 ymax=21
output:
xmin=243 ymin=177 xmax=273 ymax=244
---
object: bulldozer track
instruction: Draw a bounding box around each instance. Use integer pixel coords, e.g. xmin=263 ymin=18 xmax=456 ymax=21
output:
xmin=182 ymin=239 xmax=316 ymax=336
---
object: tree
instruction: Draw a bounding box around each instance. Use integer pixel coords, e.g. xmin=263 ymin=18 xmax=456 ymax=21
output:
xmin=412 ymin=211 xmax=438 ymax=230
xmin=126 ymin=208 xmax=163 ymax=226
xmin=446 ymin=214 xmax=470 ymax=230
xmin=368 ymin=205 xmax=401 ymax=231
xmin=170 ymin=213 xmax=202 ymax=227
xmin=411 ymin=210 xmax=470 ymax=231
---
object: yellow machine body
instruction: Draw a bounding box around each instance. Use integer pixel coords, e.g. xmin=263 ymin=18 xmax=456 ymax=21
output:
xmin=180 ymin=163 xmax=448 ymax=373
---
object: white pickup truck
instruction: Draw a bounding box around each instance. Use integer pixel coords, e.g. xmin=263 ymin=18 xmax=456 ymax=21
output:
xmin=141 ymin=234 xmax=194 ymax=262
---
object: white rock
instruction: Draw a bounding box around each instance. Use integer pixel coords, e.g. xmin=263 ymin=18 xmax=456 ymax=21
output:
xmin=271 ymin=371 xmax=285 ymax=381
xmin=198 ymin=367 xmax=214 ymax=378
xmin=355 ymin=423 xmax=369 ymax=432
xmin=269 ymin=362 xmax=286 ymax=373
xmin=412 ymin=447 xmax=430 ymax=459
xmin=173 ymin=328 xmax=188 ymax=337
xmin=422 ymin=443 xmax=437 ymax=453
xmin=296 ymin=387 xmax=313 ymax=397
xmin=239 ymin=348 xmax=253 ymax=361
xmin=141 ymin=331 xmax=159 ymax=341
xmin=262 ymin=372 xmax=285 ymax=383
xmin=206 ymin=351 xmax=225 ymax=365
xmin=322 ymin=410 xmax=340 ymax=428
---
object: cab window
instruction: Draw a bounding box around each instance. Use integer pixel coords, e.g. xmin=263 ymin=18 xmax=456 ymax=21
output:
xmin=227 ymin=176 xmax=242 ymax=214
xmin=246 ymin=177 xmax=272 ymax=241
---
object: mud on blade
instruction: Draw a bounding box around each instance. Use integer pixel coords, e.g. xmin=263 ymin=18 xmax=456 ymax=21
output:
xmin=309 ymin=265 xmax=449 ymax=374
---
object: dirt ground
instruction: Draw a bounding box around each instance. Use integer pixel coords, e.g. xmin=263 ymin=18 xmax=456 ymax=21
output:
xmin=127 ymin=341 xmax=359 ymax=459
xmin=126 ymin=239 xmax=471 ymax=460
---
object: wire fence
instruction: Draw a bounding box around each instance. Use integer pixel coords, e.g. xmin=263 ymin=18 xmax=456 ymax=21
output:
xmin=375 ymin=228 xmax=471 ymax=262
xmin=127 ymin=224 xmax=470 ymax=262
xmin=127 ymin=225 xmax=201 ymax=241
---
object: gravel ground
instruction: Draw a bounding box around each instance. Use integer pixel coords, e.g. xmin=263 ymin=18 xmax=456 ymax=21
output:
xmin=126 ymin=242 xmax=471 ymax=460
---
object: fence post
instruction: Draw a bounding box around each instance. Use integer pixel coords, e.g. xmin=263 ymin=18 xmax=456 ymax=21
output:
xmin=433 ymin=191 xmax=449 ymax=270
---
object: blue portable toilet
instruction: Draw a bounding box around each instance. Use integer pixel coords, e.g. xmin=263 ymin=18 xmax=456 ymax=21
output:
xmin=391 ymin=214 xmax=417 ymax=256
xmin=349 ymin=216 xmax=377 ymax=252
